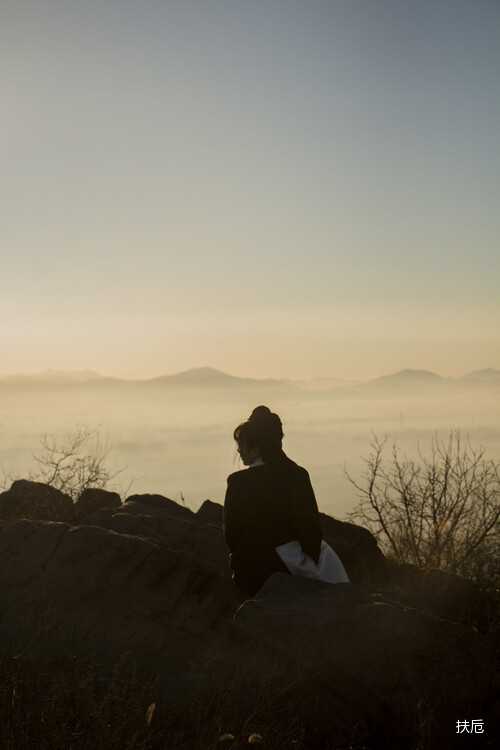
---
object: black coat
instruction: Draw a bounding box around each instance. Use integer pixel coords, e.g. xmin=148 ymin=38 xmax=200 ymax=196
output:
xmin=223 ymin=452 xmax=322 ymax=594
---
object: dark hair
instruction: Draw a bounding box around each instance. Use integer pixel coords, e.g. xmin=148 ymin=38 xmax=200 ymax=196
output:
xmin=234 ymin=406 xmax=284 ymax=463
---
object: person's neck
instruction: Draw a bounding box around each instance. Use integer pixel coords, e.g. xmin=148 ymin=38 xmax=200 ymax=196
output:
xmin=249 ymin=457 xmax=265 ymax=468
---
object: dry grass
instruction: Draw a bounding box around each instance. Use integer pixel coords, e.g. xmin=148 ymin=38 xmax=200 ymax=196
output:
xmin=2 ymin=634 xmax=489 ymax=750
xmin=0 ymin=642 xmax=376 ymax=750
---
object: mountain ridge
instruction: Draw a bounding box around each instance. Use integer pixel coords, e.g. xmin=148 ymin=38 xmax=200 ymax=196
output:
xmin=0 ymin=366 xmax=498 ymax=393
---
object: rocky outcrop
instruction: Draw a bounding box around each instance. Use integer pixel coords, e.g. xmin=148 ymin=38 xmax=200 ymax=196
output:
xmin=220 ymin=574 xmax=495 ymax=749
xmin=74 ymin=487 xmax=122 ymax=521
xmin=0 ymin=482 xmax=385 ymax=585
xmin=370 ymin=561 xmax=499 ymax=633
xmin=0 ymin=480 xmax=75 ymax=524
xmin=320 ymin=512 xmax=386 ymax=583
xmin=83 ymin=493 xmax=230 ymax=573
xmin=0 ymin=483 xmax=497 ymax=748
xmin=197 ymin=498 xmax=224 ymax=525
xmin=0 ymin=482 xmax=121 ymax=526
xmin=0 ymin=518 xmax=238 ymax=678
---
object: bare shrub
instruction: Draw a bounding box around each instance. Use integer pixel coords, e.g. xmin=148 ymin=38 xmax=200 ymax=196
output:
xmin=30 ymin=425 xmax=127 ymax=501
xmin=344 ymin=431 xmax=500 ymax=588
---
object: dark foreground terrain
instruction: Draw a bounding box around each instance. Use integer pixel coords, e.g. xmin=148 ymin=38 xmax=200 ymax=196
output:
xmin=0 ymin=481 xmax=498 ymax=749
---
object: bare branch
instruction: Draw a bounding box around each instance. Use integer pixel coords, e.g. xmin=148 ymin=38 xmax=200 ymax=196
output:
xmin=28 ymin=425 xmax=128 ymax=502
xmin=346 ymin=431 xmax=500 ymax=589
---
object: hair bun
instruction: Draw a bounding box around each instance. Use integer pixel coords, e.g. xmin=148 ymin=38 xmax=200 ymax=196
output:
xmin=234 ymin=406 xmax=284 ymax=460
xmin=248 ymin=406 xmax=284 ymax=442
xmin=249 ymin=405 xmax=273 ymax=423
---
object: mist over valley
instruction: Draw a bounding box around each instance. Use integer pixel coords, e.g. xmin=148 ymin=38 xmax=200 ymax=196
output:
xmin=1 ymin=367 xmax=498 ymax=517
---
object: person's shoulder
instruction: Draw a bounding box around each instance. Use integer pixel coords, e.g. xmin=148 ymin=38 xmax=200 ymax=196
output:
xmin=227 ymin=469 xmax=245 ymax=484
xmin=227 ymin=468 xmax=253 ymax=484
xmin=295 ymin=464 xmax=311 ymax=479
xmin=227 ymin=466 xmax=267 ymax=484
xmin=280 ymin=455 xmax=309 ymax=477
xmin=283 ymin=460 xmax=312 ymax=486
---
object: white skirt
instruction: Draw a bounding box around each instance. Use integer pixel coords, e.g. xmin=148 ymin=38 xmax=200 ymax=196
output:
xmin=275 ymin=539 xmax=349 ymax=584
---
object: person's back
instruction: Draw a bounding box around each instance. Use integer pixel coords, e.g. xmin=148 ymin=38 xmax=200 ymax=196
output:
xmin=225 ymin=454 xmax=321 ymax=560
xmin=223 ymin=406 xmax=348 ymax=595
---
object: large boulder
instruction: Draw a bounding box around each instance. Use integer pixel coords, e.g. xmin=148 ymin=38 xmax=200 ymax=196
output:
xmin=74 ymin=487 xmax=122 ymax=521
xmin=197 ymin=498 xmax=224 ymax=525
xmin=83 ymin=493 xmax=230 ymax=573
xmin=0 ymin=489 xmax=497 ymax=749
xmin=219 ymin=573 xmax=495 ymax=749
xmin=320 ymin=512 xmax=386 ymax=583
xmin=0 ymin=519 xmax=238 ymax=679
xmin=416 ymin=567 xmax=496 ymax=624
xmin=0 ymin=480 xmax=75 ymax=524
xmin=377 ymin=563 xmax=500 ymax=634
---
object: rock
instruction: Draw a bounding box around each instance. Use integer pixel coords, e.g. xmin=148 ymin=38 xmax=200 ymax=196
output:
xmin=223 ymin=573 xmax=494 ymax=749
xmin=0 ymin=480 xmax=75 ymax=524
xmin=320 ymin=512 xmax=386 ymax=583
xmin=374 ymin=563 xmax=499 ymax=634
xmin=83 ymin=493 xmax=230 ymax=573
xmin=416 ymin=568 xmax=487 ymax=619
xmin=417 ymin=568 xmax=499 ymax=636
xmin=0 ymin=519 xmax=238 ymax=678
xmin=74 ymin=487 xmax=122 ymax=521
xmin=197 ymin=499 xmax=223 ymax=525
xmin=0 ymin=487 xmax=497 ymax=749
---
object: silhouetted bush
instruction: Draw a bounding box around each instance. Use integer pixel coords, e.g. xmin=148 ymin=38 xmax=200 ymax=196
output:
xmin=346 ymin=431 xmax=500 ymax=589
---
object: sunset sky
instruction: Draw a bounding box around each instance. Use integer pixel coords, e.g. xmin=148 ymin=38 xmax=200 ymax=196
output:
xmin=2 ymin=0 xmax=499 ymax=380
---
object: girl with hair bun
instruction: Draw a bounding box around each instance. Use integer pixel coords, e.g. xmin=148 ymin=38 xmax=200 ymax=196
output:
xmin=223 ymin=406 xmax=349 ymax=595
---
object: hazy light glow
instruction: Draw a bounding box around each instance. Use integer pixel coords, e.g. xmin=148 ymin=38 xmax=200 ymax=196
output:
xmin=1 ymin=0 xmax=499 ymax=380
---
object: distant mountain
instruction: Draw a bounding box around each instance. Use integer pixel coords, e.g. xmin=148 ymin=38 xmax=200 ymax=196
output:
xmin=139 ymin=366 xmax=499 ymax=397
xmin=459 ymin=368 xmax=500 ymax=382
xmin=156 ymin=366 xmax=236 ymax=381
xmin=343 ymin=367 xmax=500 ymax=396
xmin=1 ymin=369 xmax=103 ymax=384
xmin=144 ymin=367 xmax=303 ymax=392
xmin=0 ymin=366 xmax=498 ymax=396
xmin=367 ymin=369 xmax=445 ymax=385
xmin=328 ymin=369 xmax=444 ymax=398
xmin=0 ymin=367 xmax=306 ymax=397
xmin=367 ymin=367 xmax=500 ymax=386
xmin=147 ymin=367 xmax=253 ymax=387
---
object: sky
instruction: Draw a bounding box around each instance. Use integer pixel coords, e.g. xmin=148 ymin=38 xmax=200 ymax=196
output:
xmin=2 ymin=0 xmax=499 ymax=381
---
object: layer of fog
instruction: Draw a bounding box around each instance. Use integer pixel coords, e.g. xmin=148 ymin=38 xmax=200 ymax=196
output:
xmin=1 ymin=387 xmax=498 ymax=518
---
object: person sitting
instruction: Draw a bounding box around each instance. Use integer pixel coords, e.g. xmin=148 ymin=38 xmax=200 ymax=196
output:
xmin=223 ymin=405 xmax=349 ymax=596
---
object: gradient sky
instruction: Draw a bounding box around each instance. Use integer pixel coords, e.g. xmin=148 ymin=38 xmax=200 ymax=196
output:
xmin=2 ymin=0 xmax=499 ymax=380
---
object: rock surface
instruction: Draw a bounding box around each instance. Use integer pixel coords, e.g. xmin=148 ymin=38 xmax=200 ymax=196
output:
xmin=320 ymin=512 xmax=386 ymax=583
xmin=0 ymin=518 xmax=238 ymax=677
xmin=83 ymin=493 xmax=230 ymax=573
xmin=0 ymin=480 xmax=75 ymax=524
xmin=223 ymin=573 xmax=494 ymax=748
xmin=0 ymin=481 xmax=497 ymax=748
xmin=197 ymin=498 xmax=224 ymax=525
xmin=74 ymin=487 xmax=122 ymax=521
xmin=373 ymin=561 xmax=499 ymax=631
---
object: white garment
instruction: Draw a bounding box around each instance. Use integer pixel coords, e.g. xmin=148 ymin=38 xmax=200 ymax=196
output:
xmin=276 ymin=539 xmax=350 ymax=584
xmin=247 ymin=456 xmax=349 ymax=584
xmin=249 ymin=457 xmax=266 ymax=467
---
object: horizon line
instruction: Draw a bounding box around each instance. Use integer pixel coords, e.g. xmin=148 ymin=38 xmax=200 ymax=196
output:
xmin=0 ymin=365 xmax=498 ymax=384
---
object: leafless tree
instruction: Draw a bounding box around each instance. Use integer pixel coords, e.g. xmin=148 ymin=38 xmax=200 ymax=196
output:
xmin=344 ymin=431 xmax=500 ymax=588
xmin=30 ymin=425 xmax=127 ymax=501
